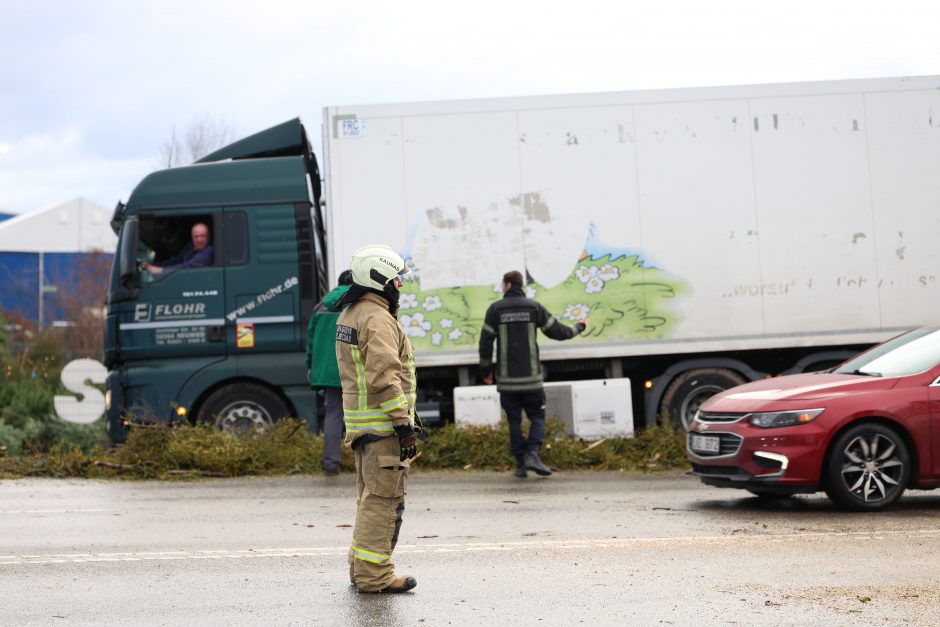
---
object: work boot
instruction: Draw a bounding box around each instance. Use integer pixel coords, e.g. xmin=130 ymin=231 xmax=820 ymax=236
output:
xmin=524 ymin=451 xmax=552 ymax=476
xmin=514 ymin=465 xmax=528 ymax=478
xmin=379 ymin=575 xmax=417 ymax=593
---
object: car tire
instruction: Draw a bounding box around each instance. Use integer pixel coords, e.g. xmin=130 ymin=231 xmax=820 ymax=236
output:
xmin=824 ymin=423 xmax=910 ymax=512
xmin=196 ymin=383 xmax=291 ymax=432
xmin=660 ymin=368 xmax=747 ymax=430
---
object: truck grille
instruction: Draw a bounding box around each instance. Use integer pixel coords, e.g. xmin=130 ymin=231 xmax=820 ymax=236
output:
xmin=697 ymin=411 xmax=748 ymax=423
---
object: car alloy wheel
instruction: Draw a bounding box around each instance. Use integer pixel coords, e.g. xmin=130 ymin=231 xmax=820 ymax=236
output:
xmin=825 ymin=423 xmax=909 ymax=511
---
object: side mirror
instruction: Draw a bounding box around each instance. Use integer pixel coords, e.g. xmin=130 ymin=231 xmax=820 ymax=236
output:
xmin=118 ymin=218 xmax=139 ymax=284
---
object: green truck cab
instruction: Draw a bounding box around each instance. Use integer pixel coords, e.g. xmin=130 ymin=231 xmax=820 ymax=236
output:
xmin=104 ymin=119 xmax=327 ymax=443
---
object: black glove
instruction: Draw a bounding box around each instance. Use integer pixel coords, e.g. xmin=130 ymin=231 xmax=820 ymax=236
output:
xmin=413 ymin=412 xmax=424 ymax=433
xmin=393 ymin=424 xmax=417 ymax=462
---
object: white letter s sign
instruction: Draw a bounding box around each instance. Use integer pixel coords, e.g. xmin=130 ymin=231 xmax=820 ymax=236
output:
xmin=54 ymin=359 xmax=107 ymax=424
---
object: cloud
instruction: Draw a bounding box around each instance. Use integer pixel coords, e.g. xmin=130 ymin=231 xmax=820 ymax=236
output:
xmin=0 ymin=127 xmax=151 ymax=213
xmin=1 ymin=0 xmax=939 ymax=213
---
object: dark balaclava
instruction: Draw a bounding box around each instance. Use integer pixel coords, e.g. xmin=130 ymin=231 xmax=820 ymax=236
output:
xmin=383 ymin=280 xmax=401 ymax=317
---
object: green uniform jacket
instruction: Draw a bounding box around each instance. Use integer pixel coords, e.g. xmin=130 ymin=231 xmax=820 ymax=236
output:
xmin=305 ymin=284 xmax=350 ymax=388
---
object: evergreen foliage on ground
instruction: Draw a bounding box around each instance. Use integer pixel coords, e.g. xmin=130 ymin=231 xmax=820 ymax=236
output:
xmin=0 ymin=323 xmax=108 ymax=457
xmin=0 ymin=418 xmax=689 ymax=479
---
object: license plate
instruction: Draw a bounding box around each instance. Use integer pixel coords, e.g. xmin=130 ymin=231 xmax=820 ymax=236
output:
xmin=690 ymin=434 xmax=720 ymax=453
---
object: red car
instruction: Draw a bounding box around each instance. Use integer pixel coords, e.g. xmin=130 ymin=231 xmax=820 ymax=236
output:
xmin=688 ymin=326 xmax=940 ymax=511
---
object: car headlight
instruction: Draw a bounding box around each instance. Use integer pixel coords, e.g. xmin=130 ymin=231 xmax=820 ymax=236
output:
xmin=749 ymin=409 xmax=824 ymax=428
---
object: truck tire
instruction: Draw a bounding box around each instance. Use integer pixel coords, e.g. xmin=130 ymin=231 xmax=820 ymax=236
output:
xmin=660 ymin=368 xmax=746 ymax=430
xmin=196 ymin=383 xmax=291 ymax=432
xmin=823 ymin=422 xmax=909 ymax=512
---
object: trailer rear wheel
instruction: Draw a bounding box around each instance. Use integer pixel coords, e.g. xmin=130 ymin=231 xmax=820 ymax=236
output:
xmin=197 ymin=383 xmax=291 ymax=432
xmin=660 ymin=368 xmax=747 ymax=430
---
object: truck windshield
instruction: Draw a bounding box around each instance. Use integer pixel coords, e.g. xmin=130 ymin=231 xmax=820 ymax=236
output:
xmin=833 ymin=327 xmax=940 ymax=378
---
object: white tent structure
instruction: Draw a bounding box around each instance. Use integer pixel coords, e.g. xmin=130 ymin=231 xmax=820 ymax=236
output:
xmin=0 ymin=197 xmax=115 ymax=253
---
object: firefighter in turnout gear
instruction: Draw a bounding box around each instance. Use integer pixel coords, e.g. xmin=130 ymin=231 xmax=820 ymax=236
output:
xmin=335 ymin=244 xmax=419 ymax=593
xmin=479 ymin=270 xmax=588 ymax=478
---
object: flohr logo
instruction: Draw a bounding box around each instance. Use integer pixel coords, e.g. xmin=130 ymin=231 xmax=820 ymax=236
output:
xmin=134 ymin=303 xmax=151 ymax=322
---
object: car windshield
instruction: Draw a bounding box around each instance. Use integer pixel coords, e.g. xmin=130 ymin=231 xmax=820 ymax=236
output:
xmin=834 ymin=327 xmax=940 ymax=377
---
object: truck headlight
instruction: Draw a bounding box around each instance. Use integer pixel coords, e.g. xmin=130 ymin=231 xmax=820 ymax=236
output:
xmin=749 ymin=409 xmax=824 ymax=428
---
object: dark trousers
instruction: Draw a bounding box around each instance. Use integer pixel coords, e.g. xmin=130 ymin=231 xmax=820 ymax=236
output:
xmin=500 ymin=390 xmax=546 ymax=465
xmin=322 ymin=387 xmax=344 ymax=472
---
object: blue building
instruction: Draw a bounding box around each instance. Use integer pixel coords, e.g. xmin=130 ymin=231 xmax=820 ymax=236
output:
xmin=0 ymin=198 xmax=115 ymax=328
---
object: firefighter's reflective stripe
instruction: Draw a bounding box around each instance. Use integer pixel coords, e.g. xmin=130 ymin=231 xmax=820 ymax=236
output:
xmin=344 ymin=409 xmax=395 ymax=434
xmin=405 ymin=354 xmax=417 ymax=412
xmin=380 ymin=393 xmax=406 ymax=413
xmin=351 ymin=539 xmax=391 ymax=564
xmin=541 ymin=315 xmax=558 ymax=333
xmin=350 ymin=343 xmax=368 ymax=410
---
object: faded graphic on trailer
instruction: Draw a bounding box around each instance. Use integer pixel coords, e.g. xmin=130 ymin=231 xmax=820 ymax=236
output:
xmin=391 ymin=222 xmax=687 ymax=352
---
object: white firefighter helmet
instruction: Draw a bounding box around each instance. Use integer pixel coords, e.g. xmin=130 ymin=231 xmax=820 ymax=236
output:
xmin=350 ymin=244 xmax=408 ymax=290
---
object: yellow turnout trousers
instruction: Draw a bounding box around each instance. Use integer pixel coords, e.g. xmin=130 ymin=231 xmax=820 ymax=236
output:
xmin=348 ymin=435 xmax=409 ymax=591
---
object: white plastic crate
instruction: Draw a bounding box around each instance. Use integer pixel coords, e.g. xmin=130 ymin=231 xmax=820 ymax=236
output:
xmin=452 ymin=378 xmax=633 ymax=439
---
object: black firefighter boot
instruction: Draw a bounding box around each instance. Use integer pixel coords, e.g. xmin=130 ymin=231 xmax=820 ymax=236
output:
xmin=524 ymin=450 xmax=552 ymax=476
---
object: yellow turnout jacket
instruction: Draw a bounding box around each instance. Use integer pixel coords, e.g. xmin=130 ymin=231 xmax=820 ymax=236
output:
xmin=335 ymin=292 xmax=416 ymax=444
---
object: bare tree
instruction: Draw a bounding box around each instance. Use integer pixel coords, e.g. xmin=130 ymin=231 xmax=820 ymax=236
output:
xmin=47 ymin=251 xmax=112 ymax=360
xmin=158 ymin=115 xmax=235 ymax=168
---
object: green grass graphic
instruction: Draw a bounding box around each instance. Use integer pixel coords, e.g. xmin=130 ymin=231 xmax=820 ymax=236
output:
xmin=398 ymin=254 xmax=687 ymax=351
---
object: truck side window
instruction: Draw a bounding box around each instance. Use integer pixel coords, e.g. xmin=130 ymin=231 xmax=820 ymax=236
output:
xmin=223 ymin=212 xmax=249 ymax=266
xmin=137 ymin=214 xmax=216 ymax=281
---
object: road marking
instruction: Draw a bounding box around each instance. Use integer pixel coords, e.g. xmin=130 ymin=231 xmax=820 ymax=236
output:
xmin=0 ymin=509 xmax=109 ymax=515
xmin=2 ymin=528 xmax=940 ymax=566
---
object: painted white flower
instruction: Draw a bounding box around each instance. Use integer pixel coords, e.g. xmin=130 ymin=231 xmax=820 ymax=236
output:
xmin=423 ymin=295 xmax=442 ymax=311
xmin=431 ymin=331 xmax=442 ymax=346
xmin=440 ymin=318 xmax=453 ymax=328
xmin=399 ymin=293 xmax=418 ymax=309
xmin=564 ymin=303 xmax=590 ymax=321
xmin=400 ymin=312 xmax=432 ymax=337
xmin=448 ymin=328 xmax=463 ymax=341
xmin=597 ymin=264 xmax=619 ymax=282
xmin=575 ymin=265 xmax=598 ymax=284
xmin=585 ymin=277 xmax=605 ymax=294
xmin=525 ymin=286 xmax=537 ymax=298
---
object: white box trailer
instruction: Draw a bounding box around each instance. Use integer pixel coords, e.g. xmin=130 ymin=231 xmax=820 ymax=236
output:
xmin=322 ymin=76 xmax=940 ymax=429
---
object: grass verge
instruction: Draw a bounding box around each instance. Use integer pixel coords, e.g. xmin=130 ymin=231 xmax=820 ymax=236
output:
xmin=0 ymin=418 xmax=689 ymax=479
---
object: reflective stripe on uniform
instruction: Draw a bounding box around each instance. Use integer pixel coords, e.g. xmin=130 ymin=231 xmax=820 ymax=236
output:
xmin=344 ymin=409 xmax=395 ymax=434
xmin=406 ymin=354 xmax=417 ymax=415
xmin=541 ymin=315 xmax=557 ymax=333
xmin=349 ymin=343 xmax=368 ymax=410
xmin=351 ymin=539 xmax=391 ymax=564
xmin=380 ymin=394 xmax=407 ymax=412
xmin=528 ymin=322 xmax=538 ymax=374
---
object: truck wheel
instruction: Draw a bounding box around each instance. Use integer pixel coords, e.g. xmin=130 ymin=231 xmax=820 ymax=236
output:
xmin=197 ymin=383 xmax=291 ymax=432
xmin=660 ymin=368 xmax=746 ymax=430
xmin=823 ymin=423 xmax=909 ymax=512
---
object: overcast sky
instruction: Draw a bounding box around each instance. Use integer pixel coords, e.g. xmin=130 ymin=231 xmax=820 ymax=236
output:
xmin=1 ymin=0 xmax=938 ymax=214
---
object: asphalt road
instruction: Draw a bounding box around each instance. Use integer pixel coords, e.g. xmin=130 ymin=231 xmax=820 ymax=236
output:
xmin=2 ymin=470 xmax=940 ymax=626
